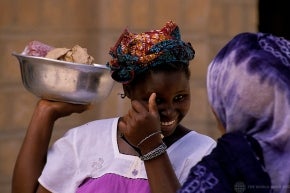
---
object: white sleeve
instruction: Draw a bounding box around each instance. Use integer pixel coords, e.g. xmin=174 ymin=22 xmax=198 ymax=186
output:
xmin=179 ymin=140 xmax=216 ymax=184
xmin=38 ymin=129 xmax=79 ymax=193
xmin=172 ymin=133 xmax=216 ymax=184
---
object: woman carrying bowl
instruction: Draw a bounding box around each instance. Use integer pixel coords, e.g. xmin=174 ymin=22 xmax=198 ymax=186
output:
xmin=12 ymin=21 xmax=216 ymax=193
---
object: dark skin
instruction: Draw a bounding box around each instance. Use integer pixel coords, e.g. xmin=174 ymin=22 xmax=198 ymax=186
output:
xmin=12 ymin=70 xmax=191 ymax=193
xmin=119 ymin=70 xmax=191 ymax=193
xmin=12 ymin=100 xmax=89 ymax=193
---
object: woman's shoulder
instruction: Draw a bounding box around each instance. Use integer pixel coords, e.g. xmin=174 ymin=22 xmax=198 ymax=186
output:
xmin=169 ymin=130 xmax=216 ymax=157
xmin=178 ymin=131 xmax=217 ymax=156
xmin=176 ymin=125 xmax=216 ymax=146
xmin=186 ymin=131 xmax=216 ymax=146
xmin=53 ymin=117 xmax=120 ymax=155
xmin=65 ymin=117 xmax=119 ymax=138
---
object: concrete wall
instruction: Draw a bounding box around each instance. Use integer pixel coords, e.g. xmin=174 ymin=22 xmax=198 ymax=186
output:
xmin=0 ymin=0 xmax=258 ymax=192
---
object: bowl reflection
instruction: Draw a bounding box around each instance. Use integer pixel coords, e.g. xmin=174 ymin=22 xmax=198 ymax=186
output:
xmin=13 ymin=52 xmax=115 ymax=104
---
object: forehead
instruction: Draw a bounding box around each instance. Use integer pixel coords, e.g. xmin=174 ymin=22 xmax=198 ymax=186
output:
xmin=131 ymin=71 xmax=190 ymax=96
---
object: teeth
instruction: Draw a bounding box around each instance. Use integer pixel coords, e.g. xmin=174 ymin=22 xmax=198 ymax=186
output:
xmin=161 ymin=120 xmax=175 ymax=126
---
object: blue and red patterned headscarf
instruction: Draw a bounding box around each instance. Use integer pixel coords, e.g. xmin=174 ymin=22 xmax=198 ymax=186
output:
xmin=107 ymin=21 xmax=195 ymax=84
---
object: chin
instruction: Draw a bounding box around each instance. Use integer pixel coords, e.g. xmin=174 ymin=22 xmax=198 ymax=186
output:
xmin=161 ymin=124 xmax=177 ymax=137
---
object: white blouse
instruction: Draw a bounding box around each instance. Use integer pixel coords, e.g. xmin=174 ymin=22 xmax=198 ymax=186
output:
xmin=39 ymin=117 xmax=216 ymax=193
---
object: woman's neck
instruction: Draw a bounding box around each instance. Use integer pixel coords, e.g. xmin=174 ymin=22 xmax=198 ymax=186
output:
xmin=163 ymin=125 xmax=190 ymax=147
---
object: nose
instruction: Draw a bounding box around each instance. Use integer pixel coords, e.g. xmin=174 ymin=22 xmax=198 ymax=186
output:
xmin=159 ymin=103 xmax=175 ymax=116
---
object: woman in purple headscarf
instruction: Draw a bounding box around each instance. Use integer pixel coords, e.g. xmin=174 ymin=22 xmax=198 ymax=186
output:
xmin=178 ymin=32 xmax=290 ymax=193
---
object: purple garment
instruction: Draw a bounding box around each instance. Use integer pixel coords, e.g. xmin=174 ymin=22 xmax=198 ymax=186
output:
xmin=206 ymin=32 xmax=290 ymax=193
xmin=178 ymin=132 xmax=271 ymax=193
xmin=76 ymin=173 xmax=150 ymax=193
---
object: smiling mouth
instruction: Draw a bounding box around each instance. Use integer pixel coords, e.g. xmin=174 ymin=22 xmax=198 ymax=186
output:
xmin=161 ymin=120 xmax=176 ymax=126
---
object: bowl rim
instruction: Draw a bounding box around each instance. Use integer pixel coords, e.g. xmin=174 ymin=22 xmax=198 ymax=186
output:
xmin=12 ymin=52 xmax=110 ymax=70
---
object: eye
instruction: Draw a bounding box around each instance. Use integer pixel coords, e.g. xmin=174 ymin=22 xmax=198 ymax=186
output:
xmin=155 ymin=97 xmax=162 ymax=105
xmin=174 ymin=94 xmax=186 ymax=102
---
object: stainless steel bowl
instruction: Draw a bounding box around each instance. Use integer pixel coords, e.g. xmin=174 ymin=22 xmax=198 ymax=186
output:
xmin=13 ymin=52 xmax=115 ymax=104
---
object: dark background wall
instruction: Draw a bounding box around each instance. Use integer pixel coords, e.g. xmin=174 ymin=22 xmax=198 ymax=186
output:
xmin=258 ymin=0 xmax=290 ymax=40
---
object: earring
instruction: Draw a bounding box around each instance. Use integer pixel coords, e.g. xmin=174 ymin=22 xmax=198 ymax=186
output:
xmin=118 ymin=93 xmax=126 ymax=99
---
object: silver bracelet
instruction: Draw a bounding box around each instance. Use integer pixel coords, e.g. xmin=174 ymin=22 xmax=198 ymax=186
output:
xmin=137 ymin=130 xmax=162 ymax=147
xmin=139 ymin=142 xmax=167 ymax=161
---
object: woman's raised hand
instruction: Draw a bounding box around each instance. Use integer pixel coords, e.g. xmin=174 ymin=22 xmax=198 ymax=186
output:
xmin=35 ymin=99 xmax=90 ymax=121
xmin=119 ymin=93 xmax=162 ymax=152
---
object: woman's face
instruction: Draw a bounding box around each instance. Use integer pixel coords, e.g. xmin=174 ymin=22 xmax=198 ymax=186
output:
xmin=126 ymin=70 xmax=191 ymax=136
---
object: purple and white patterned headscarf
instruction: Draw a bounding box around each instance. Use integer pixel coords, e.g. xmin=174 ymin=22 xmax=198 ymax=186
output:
xmin=207 ymin=32 xmax=290 ymax=192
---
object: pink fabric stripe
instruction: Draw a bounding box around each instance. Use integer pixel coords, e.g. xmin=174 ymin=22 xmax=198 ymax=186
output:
xmin=77 ymin=173 xmax=150 ymax=193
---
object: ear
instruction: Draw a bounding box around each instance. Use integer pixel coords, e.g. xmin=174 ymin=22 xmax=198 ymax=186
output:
xmin=122 ymin=84 xmax=131 ymax=99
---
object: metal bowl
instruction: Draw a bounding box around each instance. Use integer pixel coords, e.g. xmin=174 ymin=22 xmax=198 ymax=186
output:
xmin=13 ymin=52 xmax=115 ymax=104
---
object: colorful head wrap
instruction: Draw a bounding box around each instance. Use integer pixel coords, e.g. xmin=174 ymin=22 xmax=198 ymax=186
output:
xmin=207 ymin=32 xmax=290 ymax=188
xmin=107 ymin=21 xmax=195 ymax=84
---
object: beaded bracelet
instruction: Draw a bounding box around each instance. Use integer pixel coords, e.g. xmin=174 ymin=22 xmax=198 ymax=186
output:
xmin=137 ymin=130 xmax=162 ymax=147
xmin=139 ymin=142 xmax=167 ymax=161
